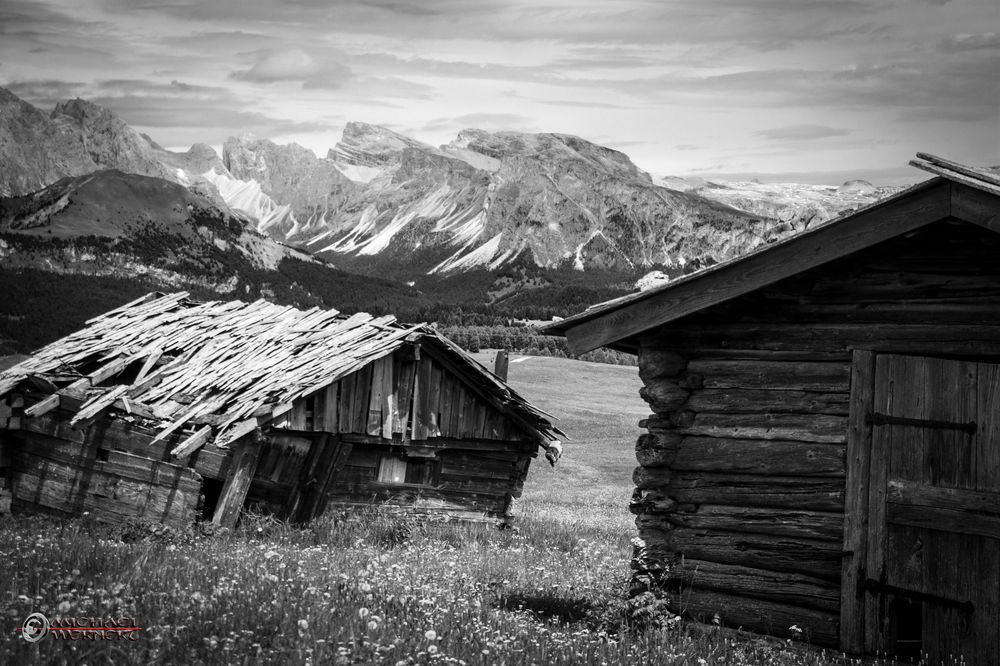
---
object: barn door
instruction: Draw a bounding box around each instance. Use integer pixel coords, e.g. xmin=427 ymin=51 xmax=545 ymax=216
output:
xmin=860 ymin=354 xmax=1000 ymax=664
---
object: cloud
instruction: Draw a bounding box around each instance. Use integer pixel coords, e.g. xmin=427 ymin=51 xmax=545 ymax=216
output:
xmin=756 ymin=124 xmax=851 ymax=141
xmin=675 ymin=144 xmax=700 ymax=151
xmin=307 ymin=75 xmax=435 ymax=101
xmin=0 ymin=0 xmax=89 ymax=35
xmin=230 ymin=48 xmax=353 ymax=88
xmin=4 ymin=77 xmax=331 ymax=147
xmin=5 ymin=79 xmax=86 ymax=107
xmin=939 ymin=32 xmax=1000 ymax=52
xmin=421 ymin=112 xmax=535 ymax=133
xmin=540 ymin=99 xmax=634 ymax=109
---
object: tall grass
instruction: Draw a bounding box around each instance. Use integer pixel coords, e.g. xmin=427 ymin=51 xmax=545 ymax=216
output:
xmin=2 ymin=503 xmax=911 ymax=666
xmin=0 ymin=356 xmax=959 ymax=664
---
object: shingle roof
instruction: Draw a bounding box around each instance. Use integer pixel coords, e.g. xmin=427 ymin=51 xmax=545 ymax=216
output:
xmin=0 ymin=292 xmax=562 ymax=450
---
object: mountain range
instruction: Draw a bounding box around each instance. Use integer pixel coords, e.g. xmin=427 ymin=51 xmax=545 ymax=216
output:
xmin=0 ymin=85 xmax=901 ymax=354
xmin=0 ymin=87 xmax=897 ymax=280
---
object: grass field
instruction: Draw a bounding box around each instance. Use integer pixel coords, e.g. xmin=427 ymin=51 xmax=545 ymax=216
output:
xmin=472 ymin=352 xmax=645 ymax=535
xmin=2 ymin=354 xmax=897 ymax=664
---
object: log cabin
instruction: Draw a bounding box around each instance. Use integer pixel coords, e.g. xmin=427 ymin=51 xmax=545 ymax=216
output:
xmin=0 ymin=294 xmax=563 ymax=529
xmin=543 ymin=153 xmax=1000 ymax=664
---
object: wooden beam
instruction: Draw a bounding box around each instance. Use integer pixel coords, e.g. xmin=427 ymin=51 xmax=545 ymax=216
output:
xmin=951 ymin=182 xmax=1000 ymax=234
xmin=915 ymin=152 xmax=1000 ymax=187
xmin=303 ymin=436 xmax=353 ymax=522
xmin=562 ymin=180 xmax=952 ymax=353
xmin=840 ymin=349 xmax=876 ymax=655
xmin=170 ymin=425 xmax=214 ymax=460
xmin=887 ymin=479 xmax=1000 ymax=516
xmin=887 ymin=502 xmax=1000 ymax=541
xmin=212 ymin=431 xmax=265 ymax=527
xmin=862 ymin=355 xmax=890 ymax=654
xmin=493 ymin=350 xmax=509 ymax=381
xmin=24 ymin=394 xmax=60 ymax=418
xmin=87 ymin=356 xmax=134 ymax=386
xmin=338 ymin=431 xmax=534 ymax=452
xmin=133 ymin=347 xmax=163 ymax=385
xmin=910 ymin=156 xmax=1000 ymax=196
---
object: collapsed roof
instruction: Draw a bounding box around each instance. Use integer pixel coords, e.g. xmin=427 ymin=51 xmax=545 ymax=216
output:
xmin=0 ymin=292 xmax=563 ymax=456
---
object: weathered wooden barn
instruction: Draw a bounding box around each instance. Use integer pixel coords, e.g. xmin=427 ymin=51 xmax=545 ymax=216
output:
xmin=0 ymin=293 xmax=563 ymax=528
xmin=544 ymin=154 xmax=1000 ymax=663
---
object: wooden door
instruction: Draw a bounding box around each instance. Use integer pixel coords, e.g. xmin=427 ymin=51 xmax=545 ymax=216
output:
xmin=857 ymin=354 xmax=1000 ymax=664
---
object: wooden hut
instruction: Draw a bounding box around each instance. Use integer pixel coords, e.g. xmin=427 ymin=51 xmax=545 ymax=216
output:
xmin=543 ymin=154 xmax=1000 ymax=663
xmin=0 ymin=293 xmax=563 ymax=528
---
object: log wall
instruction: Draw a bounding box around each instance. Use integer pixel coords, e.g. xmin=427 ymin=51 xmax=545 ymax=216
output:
xmin=3 ymin=410 xmax=201 ymax=526
xmin=629 ymin=220 xmax=1000 ymax=648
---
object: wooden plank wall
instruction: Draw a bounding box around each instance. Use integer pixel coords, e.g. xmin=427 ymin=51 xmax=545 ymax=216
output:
xmin=0 ymin=394 xmax=14 ymax=513
xmin=629 ymin=220 xmax=1000 ymax=649
xmin=327 ymin=443 xmax=535 ymax=519
xmin=280 ymin=350 xmax=525 ymax=443
xmin=6 ymin=410 xmax=201 ymax=526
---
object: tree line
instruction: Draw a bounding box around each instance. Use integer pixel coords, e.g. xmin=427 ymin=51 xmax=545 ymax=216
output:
xmin=439 ymin=325 xmax=636 ymax=366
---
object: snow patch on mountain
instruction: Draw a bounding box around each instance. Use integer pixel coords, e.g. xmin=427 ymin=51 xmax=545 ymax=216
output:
xmin=334 ymin=163 xmax=383 ymax=183
xmin=201 ymin=168 xmax=296 ymax=235
xmin=441 ymin=146 xmax=501 ymax=172
xmin=431 ymin=204 xmax=487 ymax=246
xmin=430 ymin=232 xmax=504 ymax=274
xmin=318 ymin=205 xmax=379 ymax=254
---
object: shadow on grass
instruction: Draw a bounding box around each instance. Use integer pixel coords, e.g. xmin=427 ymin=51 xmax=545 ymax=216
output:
xmin=496 ymin=590 xmax=610 ymax=627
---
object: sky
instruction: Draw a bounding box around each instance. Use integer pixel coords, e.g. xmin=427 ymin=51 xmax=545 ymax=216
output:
xmin=1 ymin=0 xmax=997 ymax=184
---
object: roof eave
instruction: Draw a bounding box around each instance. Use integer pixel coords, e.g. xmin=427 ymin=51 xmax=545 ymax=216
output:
xmin=556 ymin=177 xmax=960 ymax=354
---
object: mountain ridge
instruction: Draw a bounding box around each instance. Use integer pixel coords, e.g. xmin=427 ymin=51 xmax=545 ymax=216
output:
xmin=0 ymin=86 xmax=893 ymax=281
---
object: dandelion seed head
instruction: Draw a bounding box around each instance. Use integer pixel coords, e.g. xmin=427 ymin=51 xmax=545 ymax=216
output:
xmin=425 ymin=629 xmax=437 ymax=641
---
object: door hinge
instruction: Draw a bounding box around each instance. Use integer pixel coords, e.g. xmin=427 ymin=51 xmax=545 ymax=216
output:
xmin=859 ymin=578 xmax=975 ymax=614
xmin=867 ymin=412 xmax=977 ymax=434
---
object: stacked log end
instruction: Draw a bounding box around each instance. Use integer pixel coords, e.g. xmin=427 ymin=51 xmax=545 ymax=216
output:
xmin=628 ymin=345 xmax=846 ymax=647
xmin=630 ymin=350 xmax=689 ymax=593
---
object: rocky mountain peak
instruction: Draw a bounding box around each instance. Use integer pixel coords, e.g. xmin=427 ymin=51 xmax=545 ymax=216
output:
xmin=329 ymin=121 xmax=434 ymax=169
xmin=50 ymin=97 xmax=171 ymax=182
xmin=223 ymin=134 xmax=354 ymax=241
xmin=0 ymin=86 xmax=31 ymax=107
xmin=52 ymin=97 xmax=108 ymax=123
xmin=444 ymin=129 xmax=650 ymax=183
xmin=0 ymin=88 xmax=98 ymax=197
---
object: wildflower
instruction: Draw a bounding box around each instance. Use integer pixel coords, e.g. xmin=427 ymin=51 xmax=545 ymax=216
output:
xmin=428 ymin=645 xmax=438 ymax=654
xmin=298 ymin=619 xmax=309 ymax=631
xmin=425 ymin=629 xmax=437 ymax=641
xmin=358 ymin=607 xmax=370 ymax=619
xmin=367 ymin=620 xmax=378 ymax=631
